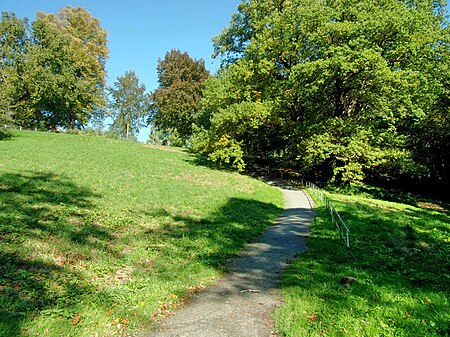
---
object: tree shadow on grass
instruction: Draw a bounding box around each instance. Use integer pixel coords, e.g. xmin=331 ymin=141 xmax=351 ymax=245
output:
xmin=145 ymin=198 xmax=283 ymax=272
xmin=0 ymin=130 xmax=12 ymax=141
xmin=279 ymin=200 xmax=450 ymax=336
xmin=184 ymin=152 xmax=242 ymax=172
xmin=325 ymin=183 xmax=450 ymax=210
xmin=0 ymin=171 xmax=112 ymax=336
xmin=0 ymin=253 xmax=100 ymax=337
xmin=337 ymin=203 xmax=450 ymax=290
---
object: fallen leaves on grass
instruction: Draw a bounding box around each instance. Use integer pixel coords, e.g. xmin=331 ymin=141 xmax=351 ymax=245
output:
xmin=417 ymin=201 xmax=446 ymax=211
xmin=307 ymin=313 xmax=319 ymax=322
xmin=151 ymin=301 xmax=177 ymax=321
xmin=71 ymin=314 xmax=81 ymax=325
xmin=109 ymin=317 xmax=128 ymax=337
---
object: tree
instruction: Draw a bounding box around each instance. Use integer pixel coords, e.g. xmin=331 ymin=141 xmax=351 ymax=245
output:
xmin=109 ymin=70 xmax=150 ymax=139
xmin=193 ymin=64 xmax=281 ymax=171
xmin=150 ymin=49 xmax=209 ymax=145
xmin=32 ymin=6 xmax=109 ymax=129
xmin=0 ymin=12 xmax=30 ymax=126
xmin=0 ymin=6 xmax=109 ymax=129
xmin=201 ymin=0 xmax=450 ymax=185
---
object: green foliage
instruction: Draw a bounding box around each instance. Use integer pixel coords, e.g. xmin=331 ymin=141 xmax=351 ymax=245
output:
xmin=0 ymin=130 xmax=283 ymax=337
xmin=0 ymin=7 xmax=108 ymax=129
xmin=194 ymin=131 xmax=246 ymax=171
xmin=0 ymin=12 xmax=30 ymax=123
xmin=109 ymin=70 xmax=150 ymax=139
xmin=194 ymin=99 xmax=274 ymax=171
xmin=0 ymin=129 xmax=12 ymax=140
xmin=410 ymin=107 xmax=450 ymax=189
xmin=203 ymin=0 xmax=450 ymax=186
xmin=193 ymin=61 xmax=289 ymax=169
xmin=150 ymin=49 xmax=210 ymax=144
xmin=147 ymin=127 xmax=184 ymax=147
xmin=299 ymin=121 xmax=424 ymax=184
xmin=276 ymin=189 xmax=450 ymax=337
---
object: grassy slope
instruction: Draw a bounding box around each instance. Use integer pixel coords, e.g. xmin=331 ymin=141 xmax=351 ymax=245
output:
xmin=0 ymin=130 xmax=283 ymax=337
xmin=275 ymin=189 xmax=450 ymax=337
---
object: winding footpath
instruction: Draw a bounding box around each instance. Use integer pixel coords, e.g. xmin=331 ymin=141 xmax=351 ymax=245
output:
xmin=144 ymin=183 xmax=314 ymax=337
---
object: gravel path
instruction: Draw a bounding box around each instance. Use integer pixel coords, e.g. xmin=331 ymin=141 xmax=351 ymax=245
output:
xmin=144 ymin=183 xmax=314 ymax=337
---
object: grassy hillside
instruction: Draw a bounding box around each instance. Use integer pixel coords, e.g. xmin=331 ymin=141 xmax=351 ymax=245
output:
xmin=275 ymin=189 xmax=450 ymax=337
xmin=0 ymin=130 xmax=283 ymax=337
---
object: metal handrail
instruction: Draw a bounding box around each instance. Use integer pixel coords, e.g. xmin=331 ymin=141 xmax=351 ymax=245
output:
xmin=300 ymin=179 xmax=350 ymax=248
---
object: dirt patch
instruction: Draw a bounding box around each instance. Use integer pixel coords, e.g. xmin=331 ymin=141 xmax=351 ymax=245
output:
xmin=417 ymin=201 xmax=447 ymax=211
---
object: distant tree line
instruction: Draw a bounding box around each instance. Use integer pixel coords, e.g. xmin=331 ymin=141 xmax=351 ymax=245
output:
xmin=2 ymin=1 xmax=449 ymax=192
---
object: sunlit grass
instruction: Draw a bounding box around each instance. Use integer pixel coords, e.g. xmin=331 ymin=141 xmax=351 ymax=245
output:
xmin=275 ymin=189 xmax=450 ymax=337
xmin=0 ymin=130 xmax=283 ymax=337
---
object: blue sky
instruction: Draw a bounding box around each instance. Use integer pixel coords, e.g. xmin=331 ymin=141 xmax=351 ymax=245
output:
xmin=0 ymin=0 xmax=242 ymax=89
xmin=0 ymin=0 xmax=242 ymax=140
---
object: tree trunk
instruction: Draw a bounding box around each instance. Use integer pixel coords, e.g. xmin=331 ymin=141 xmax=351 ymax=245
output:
xmin=70 ymin=111 xmax=76 ymax=130
xmin=334 ymin=78 xmax=344 ymax=118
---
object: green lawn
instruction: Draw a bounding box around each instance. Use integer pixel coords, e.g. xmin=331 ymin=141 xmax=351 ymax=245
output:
xmin=0 ymin=130 xmax=283 ymax=337
xmin=275 ymin=188 xmax=450 ymax=337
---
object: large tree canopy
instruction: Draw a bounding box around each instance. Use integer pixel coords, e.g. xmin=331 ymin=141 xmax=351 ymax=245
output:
xmin=150 ymin=49 xmax=210 ymax=144
xmin=0 ymin=6 xmax=108 ymax=129
xmin=0 ymin=12 xmax=29 ymax=123
xmin=198 ymin=0 xmax=450 ymax=186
